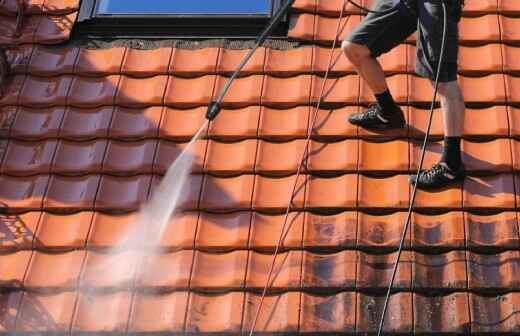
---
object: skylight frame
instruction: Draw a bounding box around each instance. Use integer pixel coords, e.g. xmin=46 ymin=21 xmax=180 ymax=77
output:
xmin=76 ymin=0 xmax=290 ymax=39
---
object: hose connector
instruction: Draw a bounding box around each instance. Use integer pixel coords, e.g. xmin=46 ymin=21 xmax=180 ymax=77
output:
xmin=206 ymin=101 xmax=221 ymax=121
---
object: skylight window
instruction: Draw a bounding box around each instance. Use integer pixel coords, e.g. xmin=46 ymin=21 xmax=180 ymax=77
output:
xmin=96 ymin=0 xmax=272 ymax=16
xmin=76 ymin=0 xmax=289 ymax=38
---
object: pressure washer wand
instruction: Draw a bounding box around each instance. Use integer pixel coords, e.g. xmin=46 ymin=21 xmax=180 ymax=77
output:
xmin=205 ymin=0 xmax=296 ymax=121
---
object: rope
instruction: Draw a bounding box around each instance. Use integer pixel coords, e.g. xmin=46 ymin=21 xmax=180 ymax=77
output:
xmin=247 ymin=2 xmax=349 ymax=334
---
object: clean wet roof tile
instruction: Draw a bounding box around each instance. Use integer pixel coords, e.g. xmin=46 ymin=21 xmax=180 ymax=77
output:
xmin=2 ymin=1 xmax=520 ymax=334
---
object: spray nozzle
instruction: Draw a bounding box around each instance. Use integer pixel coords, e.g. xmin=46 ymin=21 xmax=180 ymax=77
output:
xmin=206 ymin=101 xmax=221 ymax=121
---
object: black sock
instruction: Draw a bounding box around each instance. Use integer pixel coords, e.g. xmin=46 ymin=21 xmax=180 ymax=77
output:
xmin=375 ymin=89 xmax=397 ymax=115
xmin=441 ymin=137 xmax=462 ymax=171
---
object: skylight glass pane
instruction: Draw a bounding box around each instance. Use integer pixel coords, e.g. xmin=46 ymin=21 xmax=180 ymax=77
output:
xmin=97 ymin=0 xmax=272 ymax=15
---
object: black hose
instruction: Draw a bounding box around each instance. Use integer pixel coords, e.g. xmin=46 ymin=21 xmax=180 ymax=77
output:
xmin=376 ymin=2 xmax=448 ymax=335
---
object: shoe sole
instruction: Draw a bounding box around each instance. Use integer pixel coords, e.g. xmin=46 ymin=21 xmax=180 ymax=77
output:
xmin=409 ymin=175 xmax=465 ymax=191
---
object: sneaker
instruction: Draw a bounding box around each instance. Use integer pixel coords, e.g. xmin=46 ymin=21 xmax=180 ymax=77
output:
xmin=410 ymin=162 xmax=465 ymax=190
xmin=348 ymin=104 xmax=406 ymax=130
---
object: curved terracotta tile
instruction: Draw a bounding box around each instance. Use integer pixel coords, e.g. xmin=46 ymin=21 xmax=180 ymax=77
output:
xmin=0 ymin=251 xmax=32 ymax=288
xmin=16 ymin=291 xmax=77 ymax=333
xmin=87 ymin=212 xmax=140 ymax=250
xmin=412 ymin=212 xmax=465 ymax=251
xmin=20 ymin=75 xmax=72 ymax=107
xmin=306 ymin=174 xmax=357 ymax=209
xmin=186 ymin=292 xmax=244 ymax=333
xmin=311 ymin=106 xmax=358 ymax=140
xmin=121 ymin=48 xmax=173 ymax=77
xmin=357 ymin=212 xmax=411 ymax=251
xmin=307 ymin=139 xmax=358 ymax=173
xmin=258 ymin=106 xmax=309 ymax=141
xmin=288 ymin=13 xmax=315 ymax=41
xmin=217 ymin=47 xmax=265 ymax=75
xmin=302 ymin=250 xmax=357 ymax=289
xmin=110 ymin=106 xmax=162 ymax=140
xmin=115 ymin=75 xmax=168 ymax=107
xmin=169 ymin=48 xmax=219 ymax=76
xmin=150 ymin=174 xmax=202 ymax=210
xmin=74 ymin=47 xmax=126 ymax=76
xmin=465 ymin=212 xmax=520 ymax=251
xmin=72 ymin=291 xmax=131 ymax=333
xmin=196 ymin=212 xmax=251 ymax=251
xmin=359 ymin=140 xmax=408 ymax=173
xmin=468 ymin=251 xmax=520 ymax=290
xmin=312 ymin=46 xmax=354 ymax=75
xmin=357 ymin=292 xmax=412 ymax=333
xmin=361 ymin=74 xmax=407 ymax=104
xmin=153 ymin=139 xmax=206 ymax=175
xmin=470 ymin=293 xmax=520 ymax=333
xmin=128 ymin=292 xmax=187 ymax=333
xmin=51 ymin=140 xmax=107 ymax=174
xmin=503 ymin=45 xmax=520 ymax=73
xmin=44 ymin=175 xmax=100 ymax=211
xmin=60 ymin=106 xmax=113 ymax=140
xmin=414 ymin=293 xmax=470 ymax=334
xmin=209 ymin=106 xmax=260 ymax=140
xmin=34 ymin=212 xmax=92 ymax=251
xmin=158 ymin=106 xmax=206 ymax=141
xmin=27 ymin=45 xmax=78 ymax=75
xmin=191 ymin=251 xmax=248 ymax=290
xmin=0 ymin=175 xmax=49 ymax=212
xmin=463 ymin=139 xmax=513 ymax=173
xmin=459 ymin=15 xmax=500 ymax=43
xmin=463 ymin=174 xmax=516 ymax=210
xmin=463 ymin=106 xmax=509 ymax=139
xmin=205 ymin=139 xmax=257 ymax=175
xmin=265 ymin=47 xmax=313 ymax=76
xmin=459 ymin=74 xmax=506 ymax=104
xmin=311 ymin=75 xmax=359 ymax=104
xmin=33 ymin=13 xmax=77 ymax=45
xmin=303 ymin=212 xmax=357 ymax=249
xmin=68 ymin=75 xmax=119 ymax=108
xmin=358 ymin=175 xmax=410 ymax=210
xmin=0 ymin=212 xmax=41 ymax=251
xmin=263 ymin=75 xmax=312 ymax=107
xmin=256 ymin=139 xmax=306 ymax=176
xmin=1 ymin=140 xmax=57 ymax=176
xmin=253 ymin=175 xmax=307 ymax=211
xmin=249 ymin=212 xmax=304 ymax=251
xmin=102 ymin=140 xmax=157 ymax=175
xmin=300 ymin=292 xmax=356 ymax=333
xmin=24 ymin=250 xmax=85 ymax=290
xmin=313 ymin=15 xmax=361 ymax=43
xmin=242 ymin=292 xmax=300 ymax=333
xmin=408 ymin=107 xmax=445 ymax=141
xmin=80 ymin=250 xmax=139 ymax=289
xmin=164 ymin=75 xmax=216 ymax=107
xmin=413 ymin=251 xmax=467 ymax=291
xmin=136 ymin=250 xmax=194 ymax=290
xmin=505 ymin=74 xmax=520 ymax=104
xmin=95 ymin=175 xmax=151 ymax=211
xmin=200 ymin=175 xmax=253 ymax=211
xmin=246 ymin=251 xmax=302 ymax=290
xmin=459 ymin=44 xmax=502 ymax=74
xmin=357 ymin=251 xmax=412 ymax=291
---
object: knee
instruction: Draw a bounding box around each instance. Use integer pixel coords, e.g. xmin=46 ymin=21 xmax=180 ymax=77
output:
xmin=437 ymin=81 xmax=464 ymax=102
xmin=341 ymin=41 xmax=371 ymax=64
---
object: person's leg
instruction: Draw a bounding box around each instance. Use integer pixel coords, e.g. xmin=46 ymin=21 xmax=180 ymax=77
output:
xmin=341 ymin=41 xmax=387 ymax=95
xmin=410 ymin=0 xmax=465 ymax=189
xmin=438 ymin=80 xmax=465 ymax=170
xmin=343 ymin=0 xmax=417 ymax=128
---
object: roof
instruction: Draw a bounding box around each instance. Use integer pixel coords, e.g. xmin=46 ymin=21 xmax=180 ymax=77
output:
xmin=1 ymin=0 xmax=520 ymax=333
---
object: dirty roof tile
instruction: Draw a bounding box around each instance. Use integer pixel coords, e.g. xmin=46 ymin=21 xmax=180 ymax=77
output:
xmin=465 ymin=212 xmax=519 ymax=251
xmin=186 ymin=292 xmax=244 ymax=333
xmin=468 ymin=251 xmax=520 ymax=291
xmin=303 ymin=212 xmax=357 ymax=249
xmin=20 ymin=75 xmax=71 ymax=107
xmin=246 ymin=251 xmax=302 ymax=290
xmin=357 ymin=212 xmax=411 ymax=251
xmin=302 ymin=250 xmax=357 ymax=289
xmin=413 ymin=251 xmax=467 ymax=291
xmin=357 ymin=292 xmax=412 ymax=334
xmin=128 ymin=292 xmax=187 ymax=333
xmin=242 ymin=292 xmax=300 ymax=333
xmin=357 ymin=251 xmax=412 ymax=291
xmin=470 ymin=293 xmax=520 ymax=333
xmin=300 ymin=292 xmax=356 ymax=333
xmin=412 ymin=212 xmax=465 ymax=251
xmin=414 ymin=293 xmax=470 ymax=334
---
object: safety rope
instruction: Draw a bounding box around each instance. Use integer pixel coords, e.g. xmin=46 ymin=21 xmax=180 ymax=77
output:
xmin=247 ymin=2 xmax=349 ymax=334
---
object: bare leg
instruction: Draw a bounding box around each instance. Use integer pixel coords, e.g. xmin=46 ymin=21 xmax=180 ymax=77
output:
xmin=341 ymin=41 xmax=388 ymax=94
xmin=437 ymin=81 xmax=465 ymax=137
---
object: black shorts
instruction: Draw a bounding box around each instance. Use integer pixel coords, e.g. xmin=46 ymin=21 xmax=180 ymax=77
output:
xmin=346 ymin=0 xmax=463 ymax=82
